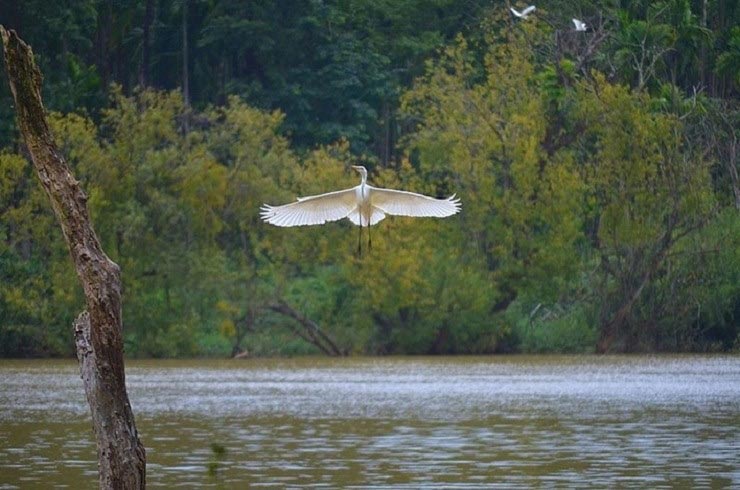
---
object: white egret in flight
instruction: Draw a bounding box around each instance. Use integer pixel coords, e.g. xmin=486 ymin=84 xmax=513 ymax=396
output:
xmin=260 ymin=165 xmax=461 ymax=254
xmin=572 ymin=18 xmax=587 ymax=31
xmin=510 ymin=5 xmax=536 ymax=19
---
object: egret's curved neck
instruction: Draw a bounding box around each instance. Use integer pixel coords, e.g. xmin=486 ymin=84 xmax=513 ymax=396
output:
xmin=353 ymin=165 xmax=368 ymax=186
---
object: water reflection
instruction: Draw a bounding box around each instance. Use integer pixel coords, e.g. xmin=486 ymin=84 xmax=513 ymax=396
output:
xmin=0 ymin=356 xmax=738 ymax=488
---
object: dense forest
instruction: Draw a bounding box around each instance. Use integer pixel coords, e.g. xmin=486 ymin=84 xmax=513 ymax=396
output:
xmin=0 ymin=0 xmax=738 ymax=357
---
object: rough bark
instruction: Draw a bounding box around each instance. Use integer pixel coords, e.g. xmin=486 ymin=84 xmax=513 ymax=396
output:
xmin=1 ymin=27 xmax=146 ymax=489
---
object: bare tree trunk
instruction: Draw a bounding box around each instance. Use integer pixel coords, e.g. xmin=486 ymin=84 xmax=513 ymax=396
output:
xmin=139 ymin=0 xmax=155 ymax=87
xmin=181 ymin=0 xmax=190 ymax=107
xmin=700 ymin=0 xmax=707 ymax=89
xmin=379 ymin=100 xmax=391 ymax=166
xmin=96 ymin=0 xmax=113 ymax=90
xmin=1 ymin=27 xmax=146 ymax=489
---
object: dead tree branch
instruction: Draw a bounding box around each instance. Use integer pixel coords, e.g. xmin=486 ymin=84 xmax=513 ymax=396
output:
xmin=1 ymin=26 xmax=145 ymax=489
xmin=268 ymin=301 xmax=345 ymax=356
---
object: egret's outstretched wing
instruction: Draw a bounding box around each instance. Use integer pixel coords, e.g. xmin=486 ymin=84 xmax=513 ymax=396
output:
xmin=370 ymin=187 xmax=461 ymax=218
xmin=522 ymin=5 xmax=536 ymax=16
xmin=510 ymin=7 xmax=522 ymax=17
xmin=261 ymin=188 xmax=357 ymax=227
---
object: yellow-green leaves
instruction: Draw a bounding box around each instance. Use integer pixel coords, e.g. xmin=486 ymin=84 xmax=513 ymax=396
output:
xmin=575 ymin=74 xmax=713 ymax=249
xmin=0 ymin=153 xmax=27 ymax=205
xmin=175 ymin=148 xmax=228 ymax=239
xmin=402 ymin=32 xmax=584 ymax=301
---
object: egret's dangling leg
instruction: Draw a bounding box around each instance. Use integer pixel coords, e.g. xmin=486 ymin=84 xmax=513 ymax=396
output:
xmin=358 ymin=222 xmax=363 ymax=257
xmin=368 ymin=224 xmax=372 ymax=251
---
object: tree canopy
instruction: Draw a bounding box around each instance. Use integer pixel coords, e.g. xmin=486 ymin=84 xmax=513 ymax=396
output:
xmin=0 ymin=0 xmax=738 ymax=356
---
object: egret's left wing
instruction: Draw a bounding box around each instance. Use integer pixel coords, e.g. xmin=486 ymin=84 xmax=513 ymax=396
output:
xmin=522 ymin=5 xmax=536 ymax=16
xmin=260 ymin=188 xmax=357 ymax=227
xmin=369 ymin=186 xmax=461 ymax=218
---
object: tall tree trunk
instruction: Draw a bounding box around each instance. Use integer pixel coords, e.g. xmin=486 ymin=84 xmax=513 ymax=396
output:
xmin=0 ymin=27 xmax=146 ymax=489
xmin=380 ymin=100 xmax=391 ymax=166
xmin=700 ymin=0 xmax=707 ymax=89
xmin=182 ymin=0 xmax=190 ymax=107
xmin=139 ymin=0 xmax=155 ymax=87
xmin=95 ymin=0 xmax=113 ymax=90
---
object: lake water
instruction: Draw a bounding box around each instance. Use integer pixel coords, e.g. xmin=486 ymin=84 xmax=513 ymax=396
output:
xmin=0 ymin=356 xmax=738 ymax=488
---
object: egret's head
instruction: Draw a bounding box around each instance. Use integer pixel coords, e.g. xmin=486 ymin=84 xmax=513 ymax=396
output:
xmin=351 ymin=165 xmax=368 ymax=182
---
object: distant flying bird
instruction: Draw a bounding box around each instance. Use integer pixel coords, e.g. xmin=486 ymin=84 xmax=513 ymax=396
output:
xmin=572 ymin=18 xmax=587 ymax=31
xmin=510 ymin=5 xmax=536 ymax=19
xmin=260 ymin=165 xmax=461 ymax=253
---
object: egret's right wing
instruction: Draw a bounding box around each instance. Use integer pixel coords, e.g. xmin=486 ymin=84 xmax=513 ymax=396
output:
xmin=369 ymin=187 xmax=461 ymax=218
xmin=510 ymin=7 xmax=522 ymax=17
xmin=261 ymin=188 xmax=357 ymax=227
xmin=522 ymin=5 xmax=536 ymax=15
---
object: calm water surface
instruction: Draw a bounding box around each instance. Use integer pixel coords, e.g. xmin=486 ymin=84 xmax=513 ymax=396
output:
xmin=0 ymin=355 xmax=738 ymax=488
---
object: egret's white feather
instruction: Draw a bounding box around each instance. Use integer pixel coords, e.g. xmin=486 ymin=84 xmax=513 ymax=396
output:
xmin=260 ymin=188 xmax=357 ymax=227
xmin=347 ymin=208 xmax=386 ymax=226
xmin=572 ymin=18 xmax=587 ymax=31
xmin=510 ymin=5 xmax=536 ymax=19
xmin=369 ymin=187 xmax=461 ymax=218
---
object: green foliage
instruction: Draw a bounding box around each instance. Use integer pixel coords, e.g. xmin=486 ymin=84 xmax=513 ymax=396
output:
xmin=649 ymin=208 xmax=740 ymax=350
xmin=0 ymin=151 xmax=79 ymax=356
xmin=402 ymin=30 xmax=584 ymax=311
xmin=572 ymin=73 xmax=717 ymax=350
xmin=716 ymin=26 xmax=740 ymax=89
xmin=1 ymin=0 xmax=738 ymax=152
xmin=0 ymin=0 xmax=738 ymax=357
xmin=507 ymin=299 xmax=598 ymax=353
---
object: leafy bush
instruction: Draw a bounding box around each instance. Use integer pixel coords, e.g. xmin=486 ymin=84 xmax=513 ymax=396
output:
xmin=507 ymin=301 xmax=598 ymax=354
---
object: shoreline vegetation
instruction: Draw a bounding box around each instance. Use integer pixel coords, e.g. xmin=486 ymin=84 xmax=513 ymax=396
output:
xmin=1 ymin=1 xmax=738 ymax=358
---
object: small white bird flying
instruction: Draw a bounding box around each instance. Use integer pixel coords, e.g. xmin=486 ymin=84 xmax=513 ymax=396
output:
xmin=261 ymin=165 xmax=461 ymax=228
xmin=572 ymin=18 xmax=587 ymax=31
xmin=510 ymin=5 xmax=536 ymax=19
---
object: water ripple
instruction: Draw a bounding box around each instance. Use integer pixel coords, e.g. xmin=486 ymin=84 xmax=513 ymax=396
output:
xmin=0 ymin=355 xmax=738 ymax=488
